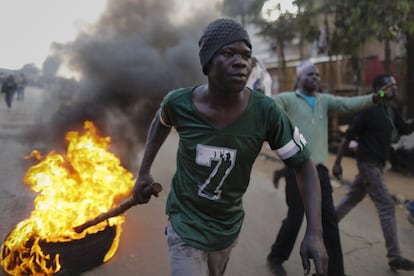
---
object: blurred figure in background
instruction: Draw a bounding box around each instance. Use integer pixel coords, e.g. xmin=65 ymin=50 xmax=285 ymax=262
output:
xmin=16 ymin=72 xmax=26 ymax=101
xmin=267 ymin=60 xmax=385 ymax=276
xmin=332 ymin=73 xmax=414 ymax=272
xmin=246 ymin=56 xmax=272 ymax=96
xmin=1 ymin=74 xmax=17 ymax=111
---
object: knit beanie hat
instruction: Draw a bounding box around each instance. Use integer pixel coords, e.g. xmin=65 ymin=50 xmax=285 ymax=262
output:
xmin=199 ymin=18 xmax=252 ymax=75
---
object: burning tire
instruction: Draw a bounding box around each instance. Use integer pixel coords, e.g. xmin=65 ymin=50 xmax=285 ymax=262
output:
xmin=1 ymin=122 xmax=133 ymax=275
xmin=2 ymin=225 xmax=117 ymax=275
xmin=42 ymin=225 xmax=117 ymax=275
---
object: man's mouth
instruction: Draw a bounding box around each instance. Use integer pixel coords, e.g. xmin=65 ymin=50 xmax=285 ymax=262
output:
xmin=230 ymin=73 xmax=247 ymax=81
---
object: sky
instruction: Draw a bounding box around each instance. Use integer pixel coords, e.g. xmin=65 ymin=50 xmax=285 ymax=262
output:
xmin=261 ymin=0 xmax=297 ymax=22
xmin=0 ymin=0 xmax=271 ymax=74
xmin=0 ymin=0 xmax=107 ymax=70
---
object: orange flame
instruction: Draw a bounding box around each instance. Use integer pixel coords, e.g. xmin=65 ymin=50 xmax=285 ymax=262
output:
xmin=1 ymin=121 xmax=135 ymax=275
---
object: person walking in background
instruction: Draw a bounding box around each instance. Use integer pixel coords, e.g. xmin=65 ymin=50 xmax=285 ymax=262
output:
xmin=16 ymin=72 xmax=26 ymax=101
xmin=266 ymin=61 xmax=388 ymax=276
xmin=1 ymin=74 xmax=17 ymax=111
xmin=332 ymin=73 xmax=414 ymax=271
xmin=132 ymin=18 xmax=328 ymax=276
xmin=270 ymin=80 xmax=301 ymax=190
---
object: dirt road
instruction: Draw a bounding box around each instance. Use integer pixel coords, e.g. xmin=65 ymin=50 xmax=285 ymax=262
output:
xmin=1 ymin=87 xmax=413 ymax=275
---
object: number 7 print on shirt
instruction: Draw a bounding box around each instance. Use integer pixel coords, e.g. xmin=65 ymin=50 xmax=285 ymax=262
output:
xmin=196 ymin=144 xmax=237 ymax=200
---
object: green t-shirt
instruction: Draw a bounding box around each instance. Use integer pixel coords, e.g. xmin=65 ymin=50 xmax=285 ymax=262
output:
xmin=273 ymin=91 xmax=373 ymax=165
xmin=160 ymin=87 xmax=309 ymax=251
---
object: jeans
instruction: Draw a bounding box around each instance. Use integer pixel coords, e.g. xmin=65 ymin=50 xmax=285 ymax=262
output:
xmin=166 ymin=221 xmax=237 ymax=276
xmin=269 ymin=164 xmax=345 ymax=275
xmin=17 ymin=86 xmax=24 ymax=100
xmin=335 ymin=161 xmax=400 ymax=261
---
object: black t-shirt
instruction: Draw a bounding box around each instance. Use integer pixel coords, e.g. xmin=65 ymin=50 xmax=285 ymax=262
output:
xmin=345 ymin=103 xmax=412 ymax=166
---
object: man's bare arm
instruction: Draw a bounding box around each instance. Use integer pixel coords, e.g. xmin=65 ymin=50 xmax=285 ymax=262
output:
xmin=133 ymin=110 xmax=171 ymax=203
xmin=294 ymin=159 xmax=328 ymax=275
xmin=332 ymin=137 xmax=351 ymax=180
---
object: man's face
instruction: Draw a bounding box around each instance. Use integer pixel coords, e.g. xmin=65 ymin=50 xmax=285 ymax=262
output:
xmin=381 ymin=76 xmax=398 ymax=100
xmin=298 ymin=65 xmax=320 ymax=95
xmin=207 ymin=41 xmax=252 ymax=92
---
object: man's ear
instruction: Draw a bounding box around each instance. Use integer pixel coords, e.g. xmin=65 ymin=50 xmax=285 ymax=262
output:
xmin=202 ymin=63 xmax=209 ymax=75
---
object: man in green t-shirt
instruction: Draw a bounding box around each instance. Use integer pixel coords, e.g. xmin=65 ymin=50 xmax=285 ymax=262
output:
xmin=132 ymin=18 xmax=327 ymax=276
xmin=267 ymin=62 xmax=393 ymax=276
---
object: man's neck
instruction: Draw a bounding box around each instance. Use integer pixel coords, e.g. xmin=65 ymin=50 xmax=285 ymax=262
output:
xmin=206 ymin=85 xmax=248 ymax=108
xmin=300 ymin=89 xmax=316 ymax=97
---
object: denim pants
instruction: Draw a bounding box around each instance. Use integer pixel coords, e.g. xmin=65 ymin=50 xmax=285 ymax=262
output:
xmin=335 ymin=161 xmax=400 ymax=261
xmin=269 ymin=164 xmax=345 ymax=275
xmin=166 ymin=221 xmax=237 ymax=276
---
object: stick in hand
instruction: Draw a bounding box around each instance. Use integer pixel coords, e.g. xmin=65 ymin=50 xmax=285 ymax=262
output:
xmin=73 ymin=182 xmax=162 ymax=233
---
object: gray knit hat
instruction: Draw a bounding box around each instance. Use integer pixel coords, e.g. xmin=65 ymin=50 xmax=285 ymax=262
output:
xmin=199 ymin=18 xmax=252 ymax=75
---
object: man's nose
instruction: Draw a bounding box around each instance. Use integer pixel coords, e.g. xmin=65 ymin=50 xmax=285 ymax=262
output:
xmin=233 ymin=55 xmax=248 ymax=66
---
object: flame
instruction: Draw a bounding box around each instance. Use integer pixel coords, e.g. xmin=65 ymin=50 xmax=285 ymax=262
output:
xmin=1 ymin=121 xmax=135 ymax=275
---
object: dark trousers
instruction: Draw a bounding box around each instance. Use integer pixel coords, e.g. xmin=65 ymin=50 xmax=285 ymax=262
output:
xmin=269 ymin=164 xmax=345 ymax=275
xmin=5 ymin=91 xmax=14 ymax=108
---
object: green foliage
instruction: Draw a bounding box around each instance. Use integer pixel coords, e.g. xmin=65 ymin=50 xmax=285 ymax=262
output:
xmin=248 ymin=0 xmax=414 ymax=57
xmin=256 ymin=13 xmax=296 ymax=51
xmin=400 ymin=1 xmax=414 ymax=35
xmin=325 ymin=0 xmax=412 ymax=55
xmin=221 ymin=0 xmax=257 ymax=25
xmin=246 ymin=0 xmax=320 ymax=53
xmin=293 ymin=0 xmax=321 ymax=50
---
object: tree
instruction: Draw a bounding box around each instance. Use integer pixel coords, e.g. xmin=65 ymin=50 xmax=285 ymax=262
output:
xmin=248 ymin=1 xmax=321 ymax=91
xmin=221 ymin=0 xmax=256 ymax=26
xmin=21 ymin=63 xmax=40 ymax=76
xmin=324 ymin=0 xmax=375 ymax=91
xmin=256 ymin=12 xmax=296 ymax=91
xmin=294 ymin=0 xmax=322 ymax=60
xmin=399 ymin=1 xmax=414 ymax=117
xmin=245 ymin=0 xmax=414 ymax=115
xmin=325 ymin=0 xmax=414 ymax=114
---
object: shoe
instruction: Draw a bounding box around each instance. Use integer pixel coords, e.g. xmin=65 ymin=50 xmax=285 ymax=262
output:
xmin=267 ymin=255 xmax=287 ymax=276
xmin=389 ymin=256 xmax=414 ymax=271
xmin=272 ymin=170 xmax=284 ymax=189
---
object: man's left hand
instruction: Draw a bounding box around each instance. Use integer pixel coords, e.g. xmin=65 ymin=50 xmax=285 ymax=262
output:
xmin=300 ymin=233 xmax=328 ymax=275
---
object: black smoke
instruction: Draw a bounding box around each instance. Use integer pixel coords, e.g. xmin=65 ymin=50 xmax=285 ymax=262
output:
xmin=25 ymin=0 xmax=221 ymax=170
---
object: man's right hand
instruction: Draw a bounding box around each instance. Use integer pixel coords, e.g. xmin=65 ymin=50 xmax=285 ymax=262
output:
xmin=132 ymin=174 xmax=155 ymax=204
xmin=332 ymin=163 xmax=342 ymax=180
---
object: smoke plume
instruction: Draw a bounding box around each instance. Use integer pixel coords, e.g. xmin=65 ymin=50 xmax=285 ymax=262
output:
xmin=26 ymin=0 xmax=222 ymax=170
